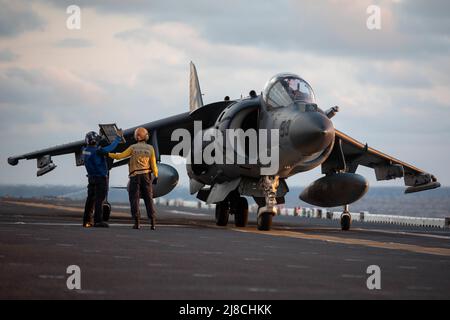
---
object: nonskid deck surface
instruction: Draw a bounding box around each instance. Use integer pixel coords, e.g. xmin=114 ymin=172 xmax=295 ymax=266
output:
xmin=0 ymin=199 xmax=449 ymax=299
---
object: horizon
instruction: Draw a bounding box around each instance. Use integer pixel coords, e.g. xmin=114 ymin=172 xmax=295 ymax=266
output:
xmin=1 ymin=183 xmax=448 ymax=218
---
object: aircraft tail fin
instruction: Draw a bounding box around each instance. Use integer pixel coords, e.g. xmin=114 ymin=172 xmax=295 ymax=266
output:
xmin=189 ymin=61 xmax=203 ymax=112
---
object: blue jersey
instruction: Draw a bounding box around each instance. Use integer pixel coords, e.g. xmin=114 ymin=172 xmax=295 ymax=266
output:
xmin=83 ymin=136 xmax=121 ymax=177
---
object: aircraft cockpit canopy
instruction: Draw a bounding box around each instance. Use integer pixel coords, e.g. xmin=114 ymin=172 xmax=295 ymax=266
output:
xmin=263 ymin=73 xmax=316 ymax=108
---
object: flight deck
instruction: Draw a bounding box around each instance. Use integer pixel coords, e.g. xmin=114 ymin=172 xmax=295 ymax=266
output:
xmin=0 ymin=198 xmax=449 ymax=299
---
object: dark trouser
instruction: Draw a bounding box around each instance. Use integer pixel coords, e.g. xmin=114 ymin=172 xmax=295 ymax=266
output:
xmin=129 ymin=173 xmax=156 ymax=224
xmin=83 ymin=176 xmax=108 ymax=224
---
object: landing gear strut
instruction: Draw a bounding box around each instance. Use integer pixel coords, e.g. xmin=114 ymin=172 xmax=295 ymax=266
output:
xmin=257 ymin=176 xmax=279 ymax=231
xmin=340 ymin=204 xmax=351 ymax=231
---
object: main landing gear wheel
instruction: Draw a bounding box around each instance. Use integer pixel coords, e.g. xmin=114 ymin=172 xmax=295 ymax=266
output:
xmin=215 ymin=201 xmax=230 ymax=226
xmin=257 ymin=210 xmax=273 ymax=231
xmin=102 ymin=202 xmax=111 ymax=222
xmin=234 ymin=197 xmax=249 ymax=227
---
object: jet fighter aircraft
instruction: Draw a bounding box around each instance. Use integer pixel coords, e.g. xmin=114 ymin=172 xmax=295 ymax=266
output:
xmin=8 ymin=63 xmax=440 ymax=231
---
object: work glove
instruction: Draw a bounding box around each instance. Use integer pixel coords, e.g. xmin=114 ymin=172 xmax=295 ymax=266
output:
xmin=152 ymin=177 xmax=158 ymax=185
xmin=116 ymin=129 xmax=123 ymax=138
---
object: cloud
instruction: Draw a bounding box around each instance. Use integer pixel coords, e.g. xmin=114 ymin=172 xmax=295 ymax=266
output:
xmin=395 ymin=0 xmax=450 ymax=36
xmin=0 ymin=66 xmax=109 ymax=147
xmin=0 ymin=1 xmax=45 ymax=37
xmin=1 ymin=0 xmax=449 ymax=187
xmin=54 ymin=38 xmax=93 ymax=48
xmin=0 ymin=49 xmax=18 ymax=62
xmin=356 ymin=61 xmax=433 ymax=89
xmin=39 ymin=0 xmax=450 ymax=60
xmin=0 ymin=67 xmax=106 ymax=106
xmin=114 ymin=28 xmax=153 ymax=44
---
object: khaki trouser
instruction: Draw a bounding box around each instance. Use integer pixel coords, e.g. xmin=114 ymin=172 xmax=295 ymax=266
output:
xmin=128 ymin=173 xmax=156 ymax=224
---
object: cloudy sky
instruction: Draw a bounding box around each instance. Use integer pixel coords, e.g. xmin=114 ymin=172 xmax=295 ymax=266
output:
xmin=0 ymin=0 xmax=449 ymax=189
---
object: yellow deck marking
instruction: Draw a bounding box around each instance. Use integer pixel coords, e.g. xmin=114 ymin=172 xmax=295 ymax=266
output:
xmin=233 ymin=228 xmax=450 ymax=257
xmin=3 ymin=200 xmax=84 ymax=212
xmin=1 ymin=200 xmax=130 ymax=217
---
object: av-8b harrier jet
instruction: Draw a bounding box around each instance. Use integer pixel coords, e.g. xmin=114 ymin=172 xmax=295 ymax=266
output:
xmin=8 ymin=63 xmax=440 ymax=231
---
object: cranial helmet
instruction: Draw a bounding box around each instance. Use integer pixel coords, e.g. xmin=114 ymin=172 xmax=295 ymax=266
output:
xmin=85 ymin=131 xmax=100 ymax=145
xmin=134 ymin=127 xmax=149 ymax=142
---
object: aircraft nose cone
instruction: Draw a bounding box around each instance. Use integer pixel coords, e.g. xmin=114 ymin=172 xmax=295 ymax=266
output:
xmin=289 ymin=112 xmax=335 ymax=155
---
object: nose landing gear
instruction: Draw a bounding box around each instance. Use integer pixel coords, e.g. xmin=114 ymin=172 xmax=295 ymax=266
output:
xmin=257 ymin=208 xmax=276 ymax=231
xmin=256 ymin=176 xmax=279 ymax=231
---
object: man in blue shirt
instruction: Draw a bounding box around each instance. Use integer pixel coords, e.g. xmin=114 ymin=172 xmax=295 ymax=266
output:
xmin=82 ymin=130 xmax=122 ymax=228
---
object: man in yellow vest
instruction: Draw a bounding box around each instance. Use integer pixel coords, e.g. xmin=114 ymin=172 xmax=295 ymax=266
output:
xmin=108 ymin=127 xmax=158 ymax=230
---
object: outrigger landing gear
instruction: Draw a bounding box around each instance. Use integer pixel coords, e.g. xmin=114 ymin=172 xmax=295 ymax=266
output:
xmin=257 ymin=176 xmax=279 ymax=231
xmin=340 ymin=204 xmax=351 ymax=231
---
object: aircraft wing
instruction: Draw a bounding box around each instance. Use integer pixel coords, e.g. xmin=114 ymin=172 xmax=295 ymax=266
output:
xmin=333 ymin=129 xmax=440 ymax=194
xmin=8 ymin=101 xmax=232 ymax=175
xmin=8 ymin=140 xmax=85 ymax=166
xmin=7 ymin=112 xmax=193 ymax=174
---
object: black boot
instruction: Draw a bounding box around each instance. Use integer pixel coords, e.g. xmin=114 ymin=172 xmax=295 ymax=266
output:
xmin=94 ymin=222 xmax=109 ymax=228
xmin=150 ymin=218 xmax=156 ymax=230
xmin=133 ymin=216 xmax=140 ymax=229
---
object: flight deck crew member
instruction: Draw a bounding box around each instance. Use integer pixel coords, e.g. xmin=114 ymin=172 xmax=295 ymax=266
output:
xmin=108 ymin=127 xmax=158 ymax=230
xmin=82 ymin=130 xmax=123 ymax=228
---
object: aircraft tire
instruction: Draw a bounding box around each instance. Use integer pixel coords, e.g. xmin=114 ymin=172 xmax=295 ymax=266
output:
xmin=234 ymin=197 xmax=248 ymax=227
xmin=215 ymin=201 xmax=230 ymax=226
xmin=103 ymin=202 xmax=111 ymax=222
xmin=257 ymin=211 xmax=272 ymax=231
xmin=341 ymin=213 xmax=351 ymax=231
